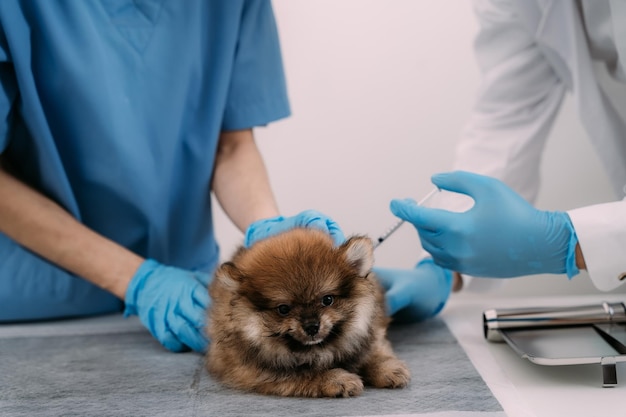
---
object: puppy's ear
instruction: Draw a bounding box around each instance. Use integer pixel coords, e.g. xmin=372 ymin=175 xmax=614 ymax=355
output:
xmin=214 ymin=261 xmax=244 ymax=291
xmin=342 ymin=236 xmax=374 ymax=276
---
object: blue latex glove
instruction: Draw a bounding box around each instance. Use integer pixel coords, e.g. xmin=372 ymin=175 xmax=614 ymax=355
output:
xmin=124 ymin=259 xmax=211 ymax=353
xmin=244 ymin=209 xmax=345 ymax=247
xmin=375 ymin=259 xmax=453 ymax=323
xmin=390 ymin=171 xmax=579 ymax=278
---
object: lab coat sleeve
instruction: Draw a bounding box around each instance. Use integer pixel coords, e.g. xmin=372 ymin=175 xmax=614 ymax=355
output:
xmin=568 ymin=201 xmax=626 ymax=291
xmin=454 ymin=0 xmax=566 ymax=201
xmin=444 ymin=0 xmax=568 ymax=290
xmin=221 ymin=0 xmax=291 ymax=131
xmin=0 ymin=26 xmax=17 ymax=153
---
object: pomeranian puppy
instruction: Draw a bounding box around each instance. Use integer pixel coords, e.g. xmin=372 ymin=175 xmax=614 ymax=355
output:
xmin=205 ymin=228 xmax=410 ymax=397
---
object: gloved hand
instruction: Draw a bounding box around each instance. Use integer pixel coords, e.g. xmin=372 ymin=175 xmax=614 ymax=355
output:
xmin=244 ymin=209 xmax=345 ymax=247
xmin=375 ymin=259 xmax=453 ymax=323
xmin=390 ymin=171 xmax=579 ymax=278
xmin=124 ymin=259 xmax=211 ymax=353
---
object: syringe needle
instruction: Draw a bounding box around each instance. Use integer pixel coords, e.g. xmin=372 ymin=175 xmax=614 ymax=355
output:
xmin=374 ymin=219 xmax=404 ymax=249
xmin=373 ymin=188 xmax=439 ymax=249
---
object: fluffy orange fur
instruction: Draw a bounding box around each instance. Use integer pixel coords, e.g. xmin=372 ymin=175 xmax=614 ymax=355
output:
xmin=205 ymin=228 xmax=410 ymax=397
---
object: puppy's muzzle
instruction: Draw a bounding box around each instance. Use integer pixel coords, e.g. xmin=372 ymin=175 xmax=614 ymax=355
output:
xmin=303 ymin=321 xmax=320 ymax=337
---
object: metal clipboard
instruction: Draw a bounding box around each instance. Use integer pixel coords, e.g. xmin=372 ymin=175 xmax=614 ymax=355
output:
xmin=483 ymin=302 xmax=626 ymax=387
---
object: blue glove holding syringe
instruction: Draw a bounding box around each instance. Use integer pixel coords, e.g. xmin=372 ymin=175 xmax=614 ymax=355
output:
xmin=390 ymin=171 xmax=579 ymax=278
xmin=373 ymin=188 xmax=453 ymax=323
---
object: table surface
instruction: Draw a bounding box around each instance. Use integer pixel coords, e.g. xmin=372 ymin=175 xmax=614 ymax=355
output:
xmin=0 ymin=307 xmax=504 ymax=417
xmin=442 ymin=292 xmax=626 ymax=417
xmin=2 ymin=290 xmax=623 ymax=417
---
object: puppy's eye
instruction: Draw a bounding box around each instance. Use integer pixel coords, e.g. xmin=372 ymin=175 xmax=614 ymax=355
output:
xmin=276 ymin=304 xmax=291 ymax=316
xmin=321 ymin=295 xmax=334 ymax=307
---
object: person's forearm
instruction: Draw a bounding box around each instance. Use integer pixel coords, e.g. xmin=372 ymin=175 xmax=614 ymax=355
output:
xmin=575 ymin=242 xmax=586 ymax=270
xmin=212 ymin=129 xmax=280 ymax=232
xmin=0 ymin=167 xmax=143 ymax=299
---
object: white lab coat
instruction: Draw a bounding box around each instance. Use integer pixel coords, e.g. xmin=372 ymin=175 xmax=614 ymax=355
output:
xmin=453 ymin=0 xmax=626 ymax=291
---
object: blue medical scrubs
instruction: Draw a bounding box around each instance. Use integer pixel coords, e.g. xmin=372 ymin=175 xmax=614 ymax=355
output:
xmin=0 ymin=1 xmax=290 ymax=321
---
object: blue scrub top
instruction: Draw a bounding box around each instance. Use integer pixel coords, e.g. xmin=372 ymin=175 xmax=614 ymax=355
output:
xmin=0 ymin=0 xmax=290 ymax=321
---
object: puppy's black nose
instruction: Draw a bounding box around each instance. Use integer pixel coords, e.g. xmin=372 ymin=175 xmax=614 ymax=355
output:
xmin=304 ymin=322 xmax=319 ymax=336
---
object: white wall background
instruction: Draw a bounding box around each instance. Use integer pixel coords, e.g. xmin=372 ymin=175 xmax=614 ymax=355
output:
xmin=213 ymin=1 xmax=624 ymax=297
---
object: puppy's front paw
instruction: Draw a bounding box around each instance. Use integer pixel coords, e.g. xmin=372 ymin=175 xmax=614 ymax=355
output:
xmin=367 ymin=358 xmax=410 ymax=389
xmin=319 ymin=368 xmax=364 ymax=397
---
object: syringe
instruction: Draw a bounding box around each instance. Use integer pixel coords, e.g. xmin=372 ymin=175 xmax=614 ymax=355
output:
xmin=373 ymin=188 xmax=439 ymax=249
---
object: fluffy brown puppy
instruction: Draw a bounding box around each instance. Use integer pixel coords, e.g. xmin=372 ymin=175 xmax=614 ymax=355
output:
xmin=206 ymin=228 xmax=410 ymax=397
